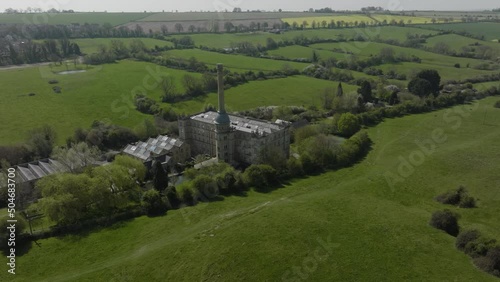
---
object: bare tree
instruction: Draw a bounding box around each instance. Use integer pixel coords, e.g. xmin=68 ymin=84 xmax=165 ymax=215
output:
xmin=174 ymin=23 xmax=184 ymax=33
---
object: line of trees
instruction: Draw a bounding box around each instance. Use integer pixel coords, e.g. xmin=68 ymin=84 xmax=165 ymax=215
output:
xmin=0 ymin=38 xmax=81 ymax=66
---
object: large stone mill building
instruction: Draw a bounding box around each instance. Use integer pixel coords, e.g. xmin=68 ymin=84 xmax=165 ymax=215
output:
xmin=178 ymin=64 xmax=291 ymax=165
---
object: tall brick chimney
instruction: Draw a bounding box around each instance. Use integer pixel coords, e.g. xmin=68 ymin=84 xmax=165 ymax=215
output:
xmin=217 ymin=63 xmax=226 ymax=114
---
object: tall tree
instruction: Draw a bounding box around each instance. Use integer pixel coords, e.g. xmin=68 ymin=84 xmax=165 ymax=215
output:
xmin=175 ymin=23 xmax=184 ymax=33
xmin=26 ymin=125 xmax=57 ymax=158
xmin=152 ymin=160 xmax=169 ymax=193
xmin=416 ymin=69 xmax=441 ymax=95
xmin=160 ymin=75 xmax=177 ymax=102
xmin=357 ymin=81 xmax=373 ymax=103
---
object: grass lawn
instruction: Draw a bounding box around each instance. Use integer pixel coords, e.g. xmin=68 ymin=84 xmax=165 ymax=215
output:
xmin=163 ymin=49 xmax=310 ymax=71
xmin=170 ymin=26 xmax=439 ymax=49
xmin=377 ymin=62 xmax=494 ymax=82
xmin=473 ymin=81 xmax=500 ymax=91
xmin=3 ymin=97 xmax=499 ymax=281
xmin=169 ymin=75 xmax=358 ymax=114
xmin=417 ymin=22 xmax=500 ymax=41
xmin=0 ymin=12 xmax=151 ymax=26
xmin=310 ymin=41 xmax=495 ymax=69
xmin=0 ymin=60 xmax=201 ymax=146
xmin=268 ymin=45 xmax=346 ymax=61
xmin=424 ymin=34 xmax=500 ymax=54
xmin=72 ymin=38 xmax=174 ymax=54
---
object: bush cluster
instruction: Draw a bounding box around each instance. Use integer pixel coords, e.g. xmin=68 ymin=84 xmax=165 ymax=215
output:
xmin=429 ymin=209 xmax=460 ymax=237
xmin=435 ymin=186 xmax=476 ymax=208
xmin=456 ymin=229 xmax=500 ymax=278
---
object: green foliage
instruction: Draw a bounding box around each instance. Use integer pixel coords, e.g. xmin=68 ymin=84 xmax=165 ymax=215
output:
xmin=257 ymin=145 xmax=287 ymax=173
xmin=179 ymin=186 xmax=195 ymax=206
xmin=191 ymin=174 xmax=219 ymax=201
xmin=298 ymin=134 xmax=341 ymax=170
xmin=416 ymin=69 xmax=441 ymax=95
xmin=435 ymin=186 xmax=476 ymax=208
xmin=408 ymin=77 xmax=433 ymax=97
xmin=429 ymin=209 xmax=460 ymax=237
xmin=0 ymin=215 xmax=27 ymax=251
xmin=36 ymin=156 xmax=143 ymax=225
xmin=286 ymin=157 xmax=304 ymax=177
xmin=113 ymin=155 xmax=147 ymax=182
xmin=456 ymin=229 xmax=482 ymax=252
xmin=243 ymin=164 xmax=277 ymax=191
xmin=134 ymin=93 xmax=160 ymax=115
xmin=337 ymin=113 xmax=361 ymax=137
xmin=141 ymin=189 xmax=167 ymax=216
xmin=165 ymin=186 xmax=180 ymax=208
xmin=152 ymin=161 xmax=169 ymax=193
xmin=474 ymin=247 xmax=500 ymax=278
xmin=26 ymin=125 xmax=57 ymax=158
xmin=293 ymin=125 xmax=320 ymax=144
xmin=357 ymin=81 xmax=373 ymax=103
xmin=51 ymin=142 xmax=100 ymax=173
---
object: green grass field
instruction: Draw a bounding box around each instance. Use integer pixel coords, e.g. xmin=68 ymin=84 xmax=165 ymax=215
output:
xmin=0 ymin=12 xmax=151 ymax=26
xmin=72 ymin=38 xmax=173 ymax=54
xmin=170 ymin=75 xmax=358 ymax=114
xmin=0 ymin=60 xmax=201 ymax=145
xmin=268 ymin=45 xmax=346 ymax=60
xmin=170 ymin=26 xmax=439 ymax=49
xmin=3 ymin=97 xmax=499 ymax=281
xmin=309 ymin=41 xmax=494 ymax=69
xmin=417 ymin=22 xmax=500 ymax=41
xmin=376 ymin=61 xmax=494 ymax=82
xmin=424 ymin=34 xmax=500 ymax=53
xmin=163 ymin=49 xmax=310 ymax=71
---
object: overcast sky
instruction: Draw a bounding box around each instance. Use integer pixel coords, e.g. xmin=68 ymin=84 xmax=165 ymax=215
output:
xmin=1 ymin=0 xmax=498 ymax=12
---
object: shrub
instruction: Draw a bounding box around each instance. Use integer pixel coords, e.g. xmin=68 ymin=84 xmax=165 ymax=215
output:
xmin=243 ymin=164 xmax=277 ymax=191
xmin=408 ymin=77 xmax=432 ymax=97
xmin=141 ymin=189 xmax=167 ymax=216
xmin=180 ymin=187 xmax=195 ymax=206
xmin=435 ymin=186 xmax=476 ymax=208
xmin=337 ymin=113 xmax=361 ymax=137
xmin=435 ymin=190 xmax=461 ymax=205
xmin=459 ymin=196 xmax=476 ymax=208
xmin=286 ymin=157 xmax=304 ymax=177
xmin=494 ymin=101 xmax=500 ymax=108
xmin=464 ymin=236 xmax=497 ymax=258
xmin=191 ymin=175 xmax=219 ymax=201
xmin=456 ymin=229 xmax=481 ymax=251
xmin=474 ymin=247 xmax=500 ymax=277
xmin=165 ymin=186 xmax=180 ymax=208
xmin=429 ymin=209 xmax=460 ymax=237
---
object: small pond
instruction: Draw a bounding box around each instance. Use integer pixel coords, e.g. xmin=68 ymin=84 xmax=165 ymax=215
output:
xmin=58 ymin=70 xmax=87 ymax=75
